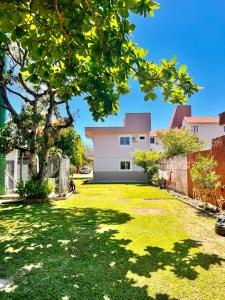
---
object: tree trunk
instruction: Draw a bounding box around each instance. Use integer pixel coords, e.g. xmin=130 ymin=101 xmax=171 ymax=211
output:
xmin=30 ymin=150 xmax=38 ymax=178
xmin=38 ymin=147 xmax=50 ymax=181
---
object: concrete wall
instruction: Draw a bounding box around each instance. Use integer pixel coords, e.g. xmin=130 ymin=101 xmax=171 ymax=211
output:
xmin=94 ymin=171 xmax=148 ymax=182
xmin=159 ymin=154 xmax=188 ymax=195
xmin=159 ymin=135 xmax=225 ymax=205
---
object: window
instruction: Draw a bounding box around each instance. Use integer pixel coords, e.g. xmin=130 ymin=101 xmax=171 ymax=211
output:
xmin=224 ymin=126 xmax=225 ymax=132
xmin=191 ymin=126 xmax=198 ymax=133
xmin=120 ymin=136 xmax=130 ymax=145
xmin=150 ymin=137 xmax=155 ymax=144
xmin=120 ymin=161 xmax=131 ymax=170
xmin=139 ymin=135 xmax=146 ymax=141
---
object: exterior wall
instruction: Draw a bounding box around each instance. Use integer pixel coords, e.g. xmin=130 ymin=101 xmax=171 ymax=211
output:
xmin=149 ymin=136 xmax=164 ymax=152
xmin=159 ymin=154 xmax=188 ymax=194
xmin=93 ymin=132 xmax=149 ymax=181
xmin=170 ymin=105 xmax=192 ymax=128
xmin=5 ymin=150 xmax=31 ymax=192
xmin=182 ymin=119 xmax=224 ymax=149
xmin=94 ymin=171 xmax=148 ymax=182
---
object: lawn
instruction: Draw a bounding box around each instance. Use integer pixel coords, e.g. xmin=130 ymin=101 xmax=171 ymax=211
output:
xmin=1 ymin=180 xmax=225 ymax=300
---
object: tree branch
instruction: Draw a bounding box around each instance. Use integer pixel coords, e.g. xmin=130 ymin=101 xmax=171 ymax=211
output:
xmin=84 ymin=0 xmax=103 ymax=48
xmin=0 ymin=81 xmax=19 ymax=117
xmin=18 ymin=73 xmax=38 ymax=97
xmin=56 ymin=101 xmax=74 ymax=129
xmin=6 ymin=86 xmax=34 ymax=104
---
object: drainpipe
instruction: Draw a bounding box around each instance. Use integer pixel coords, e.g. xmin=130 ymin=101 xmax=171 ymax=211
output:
xmin=0 ymin=50 xmax=6 ymax=195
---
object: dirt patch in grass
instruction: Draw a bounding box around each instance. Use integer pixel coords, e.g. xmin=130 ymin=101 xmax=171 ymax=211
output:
xmin=133 ymin=208 xmax=165 ymax=214
xmin=117 ymin=198 xmax=131 ymax=203
xmin=142 ymin=199 xmax=167 ymax=202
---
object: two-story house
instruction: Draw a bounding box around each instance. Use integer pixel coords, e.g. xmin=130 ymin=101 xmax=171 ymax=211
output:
xmin=170 ymin=105 xmax=225 ymax=149
xmin=86 ymin=105 xmax=225 ymax=182
xmin=85 ymin=113 xmax=150 ymax=182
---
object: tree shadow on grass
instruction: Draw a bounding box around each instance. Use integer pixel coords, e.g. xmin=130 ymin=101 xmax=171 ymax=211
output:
xmin=0 ymin=203 xmax=224 ymax=299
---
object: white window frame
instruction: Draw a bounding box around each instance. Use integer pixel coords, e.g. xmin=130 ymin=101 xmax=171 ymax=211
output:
xmin=119 ymin=135 xmax=131 ymax=146
xmin=139 ymin=135 xmax=146 ymax=141
xmin=119 ymin=160 xmax=132 ymax=171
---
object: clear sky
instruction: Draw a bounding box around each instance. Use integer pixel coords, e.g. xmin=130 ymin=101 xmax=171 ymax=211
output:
xmin=73 ymin=0 xmax=225 ymax=146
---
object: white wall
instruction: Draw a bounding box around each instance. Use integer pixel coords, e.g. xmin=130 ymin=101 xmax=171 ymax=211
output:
xmin=182 ymin=120 xmax=225 ymax=149
xmin=93 ymin=133 xmax=149 ymax=172
xmin=149 ymin=136 xmax=164 ymax=152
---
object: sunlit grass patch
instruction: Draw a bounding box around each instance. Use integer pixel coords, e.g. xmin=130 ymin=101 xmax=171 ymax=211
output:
xmin=0 ymin=181 xmax=225 ymax=299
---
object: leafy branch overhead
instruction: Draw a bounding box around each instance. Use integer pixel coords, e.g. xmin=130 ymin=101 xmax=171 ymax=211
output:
xmin=0 ymin=0 xmax=200 ymax=122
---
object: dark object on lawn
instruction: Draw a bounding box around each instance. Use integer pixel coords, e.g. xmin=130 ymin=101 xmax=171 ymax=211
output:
xmin=215 ymin=214 xmax=225 ymax=236
xmin=69 ymin=180 xmax=76 ymax=192
xmin=159 ymin=177 xmax=166 ymax=189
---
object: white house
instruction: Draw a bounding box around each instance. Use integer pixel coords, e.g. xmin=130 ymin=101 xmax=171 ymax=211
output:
xmin=85 ymin=105 xmax=225 ymax=182
xmin=85 ymin=113 xmax=151 ymax=182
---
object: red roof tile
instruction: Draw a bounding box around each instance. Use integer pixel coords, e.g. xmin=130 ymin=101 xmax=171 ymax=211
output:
xmin=183 ymin=117 xmax=219 ymax=124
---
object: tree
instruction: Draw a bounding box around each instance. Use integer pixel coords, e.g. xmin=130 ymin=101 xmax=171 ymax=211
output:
xmin=190 ymin=155 xmax=221 ymax=208
xmin=133 ymin=149 xmax=160 ymax=184
xmin=55 ymin=127 xmax=85 ymax=171
xmin=0 ymin=50 xmax=6 ymax=194
xmin=157 ymin=128 xmax=204 ymax=158
xmin=0 ymin=1 xmax=200 ymax=181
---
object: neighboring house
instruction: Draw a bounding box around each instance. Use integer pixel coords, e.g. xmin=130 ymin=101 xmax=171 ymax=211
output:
xmin=169 ymin=105 xmax=225 ymax=149
xmin=85 ymin=105 xmax=225 ymax=182
xmin=85 ymin=113 xmax=150 ymax=182
xmin=181 ymin=117 xmax=224 ymax=148
xmin=5 ymin=149 xmax=31 ymax=192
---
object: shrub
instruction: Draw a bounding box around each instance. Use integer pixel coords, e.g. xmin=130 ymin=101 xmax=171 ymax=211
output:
xmin=17 ymin=178 xmax=55 ymax=202
xmin=191 ymin=156 xmax=220 ymax=190
xmin=190 ymin=155 xmax=221 ymax=207
xmin=152 ymin=173 xmax=166 ymax=189
xmin=133 ymin=150 xmax=160 ymax=184
xmin=157 ymin=128 xmax=204 ymax=158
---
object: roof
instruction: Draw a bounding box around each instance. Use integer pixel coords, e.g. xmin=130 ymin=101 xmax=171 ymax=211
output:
xmin=183 ymin=117 xmax=219 ymax=124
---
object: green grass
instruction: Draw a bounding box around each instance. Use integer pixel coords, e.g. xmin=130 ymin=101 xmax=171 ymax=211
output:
xmin=1 ymin=180 xmax=225 ymax=299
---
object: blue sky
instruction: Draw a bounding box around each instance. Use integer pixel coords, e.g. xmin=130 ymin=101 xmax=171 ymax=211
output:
xmin=73 ymin=0 xmax=225 ymax=146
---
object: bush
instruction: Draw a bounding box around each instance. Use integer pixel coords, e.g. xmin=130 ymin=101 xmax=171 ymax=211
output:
xmin=152 ymin=173 xmax=166 ymax=189
xmin=133 ymin=150 xmax=160 ymax=184
xmin=17 ymin=178 xmax=55 ymax=202
xmin=191 ymin=156 xmax=220 ymax=190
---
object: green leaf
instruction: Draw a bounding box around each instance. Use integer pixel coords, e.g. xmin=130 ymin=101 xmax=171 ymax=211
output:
xmin=144 ymin=92 xmax=157 ymax=101
xmin=119 ymin=8 xmax=129 ymax=18
xmin=179 ymin=65 xmax=187 ymax=74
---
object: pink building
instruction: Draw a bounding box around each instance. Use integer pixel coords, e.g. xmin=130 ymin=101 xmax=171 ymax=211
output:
xmin=85 ymin=106 xmax=224 ymax=182
xmin=85 ymin=113 xmax=150 ymax=182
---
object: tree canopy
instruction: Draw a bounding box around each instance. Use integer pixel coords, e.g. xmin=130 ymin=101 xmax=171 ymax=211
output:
xmin=55 ymin=127 xmax=85 ymax=168
xmin=0 ymin=0 xmax=200 ymax=121
xmin=157 ymin=128 xmax=204 ymax=158
xmin=0 ymin=0 xmax=201 ymax=181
